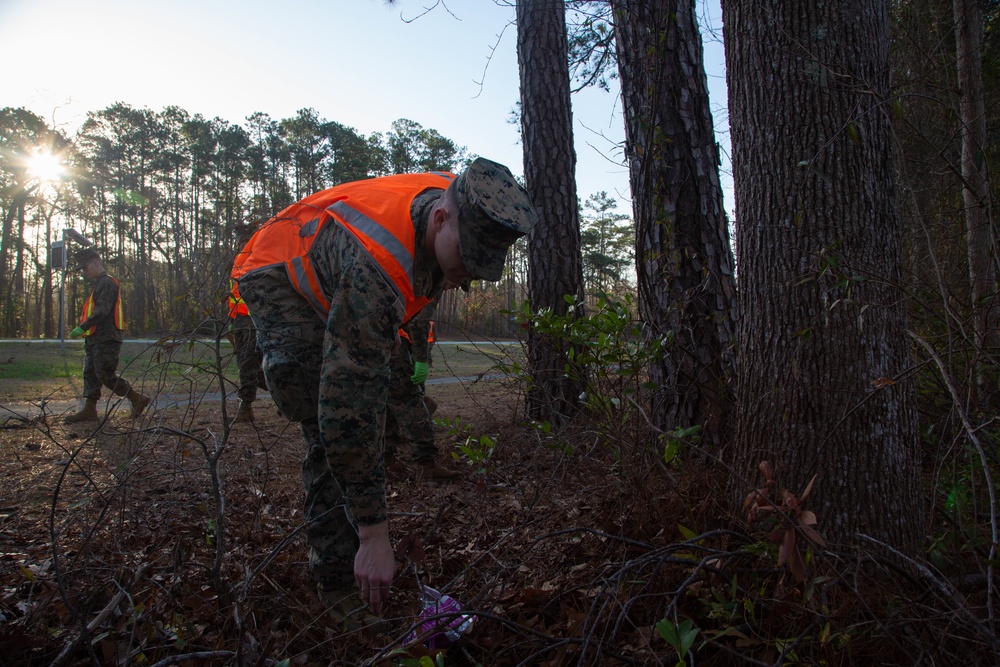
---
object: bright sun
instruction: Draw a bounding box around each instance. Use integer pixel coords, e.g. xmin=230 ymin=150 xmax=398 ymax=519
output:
xmin=25 ymin=148 xmax=65 ymax=183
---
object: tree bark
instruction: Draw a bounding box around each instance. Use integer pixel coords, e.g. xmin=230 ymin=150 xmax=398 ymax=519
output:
xmin=0 ymin=204 xmax=14 ymax=335
xmin=954 ymin=0 xmax=998 ymax=386
xmin=516 ymin=0 xmax=587 ymax=428
xmin=612 ymin=0 xmax=738 ymax=454
xmin=7 ymin=199 xmax=27 ymax=335
xmin=43 ymin=213 xmax=55 ymax=338
xmin=725 ymin=0 xmax=923 ymax=551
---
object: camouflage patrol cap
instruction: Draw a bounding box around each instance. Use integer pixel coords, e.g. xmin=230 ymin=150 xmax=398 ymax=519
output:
xmin=74 ymin=247 xmax=101 ymax=270
xmin=453 ymin=157 xmax=537 ymax=281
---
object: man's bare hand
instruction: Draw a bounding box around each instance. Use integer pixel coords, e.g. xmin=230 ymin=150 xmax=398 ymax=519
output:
xmin=355 ymin=522 xmax=394 ymax=613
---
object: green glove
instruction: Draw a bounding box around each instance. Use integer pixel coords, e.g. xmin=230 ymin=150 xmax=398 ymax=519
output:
xmin=410 ymin=361 xmax=429 ymax=385
xmin=69 ymin=326 xmax=85 ymax=338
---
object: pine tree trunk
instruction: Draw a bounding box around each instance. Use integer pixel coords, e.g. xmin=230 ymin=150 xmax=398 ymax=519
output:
xmin=725 ymin=0 xmax=923 ymax=551
xmin=11 ymin=200 xmax=27 ymax=336
xmin=516 ymin=0 xmax=586 ymax=428
xmin=0 ymin=194 xmax=26 ymax=336
xmin=612 ymin=0 xmax=738 ymax=454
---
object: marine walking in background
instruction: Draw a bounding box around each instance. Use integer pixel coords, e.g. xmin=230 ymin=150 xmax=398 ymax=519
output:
xmin=65 ymin=248 xmax=151 ymax=423
xmin=227 ymin=278 xmax=266 ymax=424
xmin=384 ymin=297 xmax=455 ymax=480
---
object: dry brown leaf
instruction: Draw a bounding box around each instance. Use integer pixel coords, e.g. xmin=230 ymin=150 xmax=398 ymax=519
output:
xmin=800 ymin=474 xmax=817 ymax=502
xmin=778 ymin=528 xmax=796 ymax=567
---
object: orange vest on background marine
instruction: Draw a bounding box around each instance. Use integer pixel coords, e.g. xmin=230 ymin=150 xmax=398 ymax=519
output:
xmin=80 ymin=277 xmax=124 ymax=336
xmin=232 ymin=172 xmax=455 ymax=323
xmin=399 ymin=322 xmax=435 ymax=344
xmin=228 ymin=278 xmax=249 ymax=318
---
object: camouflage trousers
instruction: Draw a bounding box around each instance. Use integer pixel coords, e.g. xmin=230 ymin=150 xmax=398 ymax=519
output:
xmin=239 ymin=268 xmax=362 ymax=589
xmin=230 ymin=314 xmax=266 ymax=403
xmin=82 ymin=339 xmax=134 ymax=400
xmin=385 ymin=338 xmax=437 ymax=463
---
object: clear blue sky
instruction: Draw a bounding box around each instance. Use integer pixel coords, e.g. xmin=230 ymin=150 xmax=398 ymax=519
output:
xmin=0 ymin=0 xmax=730 ymax=216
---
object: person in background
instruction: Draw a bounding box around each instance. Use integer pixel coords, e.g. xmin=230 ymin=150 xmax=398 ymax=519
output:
xmin=232 ymin=157 xmax=536 ymax=629
xmin=384 ymin=297 xmax=455 ymax=480
xmin=423 ymin=318 xmax=438 ymax=415
xmin=65 ymin=248 xmax=151 ymax=423
xmin=227 ymin=278 xmax=266 ymax=423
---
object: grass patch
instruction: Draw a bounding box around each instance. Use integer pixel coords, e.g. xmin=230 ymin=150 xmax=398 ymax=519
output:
xmin=0 ymin=340 xmax=240 ymax=402
xmin=0 ymin=338 xmax=524 ymax=404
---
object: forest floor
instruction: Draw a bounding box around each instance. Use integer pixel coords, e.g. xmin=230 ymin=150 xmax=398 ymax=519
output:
xmin=0 ymin=341 xmax=996 ymax=666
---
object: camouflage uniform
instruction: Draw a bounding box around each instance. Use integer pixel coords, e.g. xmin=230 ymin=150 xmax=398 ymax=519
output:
xmin=406 ymin=303 xmax=435 ymax=376
xmin=238 ymin=158 xmax=536 ymax=595
xmin=80 ymin=272 xmax=135 ymax=400
xmin=385 ymin=301 xmax=437 ymax=463
xmin=240 ymin=191 xmax=445 ymax=589
xmin=230 ymin=313 xmax=266 ymax=403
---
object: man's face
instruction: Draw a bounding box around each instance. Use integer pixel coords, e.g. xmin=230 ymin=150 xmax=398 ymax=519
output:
xmin=81 ymin=259 xmax=100 ymax=280
xmin=433 ymin=211 xmax=474 ymax=289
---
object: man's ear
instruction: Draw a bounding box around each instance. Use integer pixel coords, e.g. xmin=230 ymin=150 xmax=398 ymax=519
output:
xmin=429 ymin=205 xmax=447 ymax=236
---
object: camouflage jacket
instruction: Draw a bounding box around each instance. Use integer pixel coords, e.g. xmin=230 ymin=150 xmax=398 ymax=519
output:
xmin=308 ymin=191 xmax=445 ymax=525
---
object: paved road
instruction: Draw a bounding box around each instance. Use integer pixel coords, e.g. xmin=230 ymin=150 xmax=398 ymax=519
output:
xmin=0 ymin=338 xmax=514 ymax=422
xmin=0 ymin=374 xmax=507 ymax=423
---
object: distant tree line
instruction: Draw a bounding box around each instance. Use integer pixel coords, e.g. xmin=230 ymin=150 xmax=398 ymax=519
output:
xmin=0 ymin=104 xmax=635 ymax=339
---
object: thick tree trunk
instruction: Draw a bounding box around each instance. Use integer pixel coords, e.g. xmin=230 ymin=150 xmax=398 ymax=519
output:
xmin=612 ymin=0 xmax=738 ymax=454
xmin=516 ymin=0 xmax=586 ymax=428
xmin=725 ymin=0 xmax=923 ymax=551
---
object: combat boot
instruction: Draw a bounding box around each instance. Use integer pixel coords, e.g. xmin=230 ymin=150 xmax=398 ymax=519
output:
xmin=233 ymin=402 xmax=255 ymax=423
xmin=127 ymin=389 xmax=151 ymax=417
xmin=65 ymin=398 xmax=99 ymax=423
xmin=316 ymin=585 xmax=387 ymax=633
xmin=423 ymin=395 xmax=438 ymax=415
xmin=418 ymin=459 xmax=461 ymax=481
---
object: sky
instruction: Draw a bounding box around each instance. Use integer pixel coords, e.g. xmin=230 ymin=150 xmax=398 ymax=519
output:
xmin=0 ymin=0 xmax=730 ymax=216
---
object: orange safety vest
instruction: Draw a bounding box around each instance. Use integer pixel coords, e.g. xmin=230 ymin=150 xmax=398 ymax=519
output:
xmin=399 ymin=320 xmax=435 ymax=344
xmin=228 ymin=278 xmax=249 ymax=318
xmin=80 ymin=276 xmax=124 ymax=336
xmin=232 ymin=172 xmax=454 ymax=323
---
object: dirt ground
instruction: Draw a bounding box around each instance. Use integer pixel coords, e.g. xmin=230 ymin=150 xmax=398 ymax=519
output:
xmin=1 ymin=362 xmax=995 ymax=666
xmin=0 ymin=370 xmax=709 ymax=667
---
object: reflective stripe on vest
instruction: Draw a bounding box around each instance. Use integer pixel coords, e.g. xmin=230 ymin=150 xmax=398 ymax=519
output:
xmin=328 ymin=200 xmax=418 ymax=287
xmin=80 ymin=277 xmax=124 ymax=336
xmin=233 ymin=173 xmax=454 ymax=323
xmin=288 ymin=254 xmax=332 ymax=316
xmin=228 ymin=278 xmax=249 ymax=318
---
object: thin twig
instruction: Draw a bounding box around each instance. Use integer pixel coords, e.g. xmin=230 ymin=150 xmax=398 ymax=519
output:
xmin=49 ymin=563 xmax=152 ymax=667
xmin=856 ymin=533 xmax=1000 ymax=652
xmin=147 ymin=652 xmax=236 ymax=667
xmin=910 ymin=331 xmax=998 ymax=624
